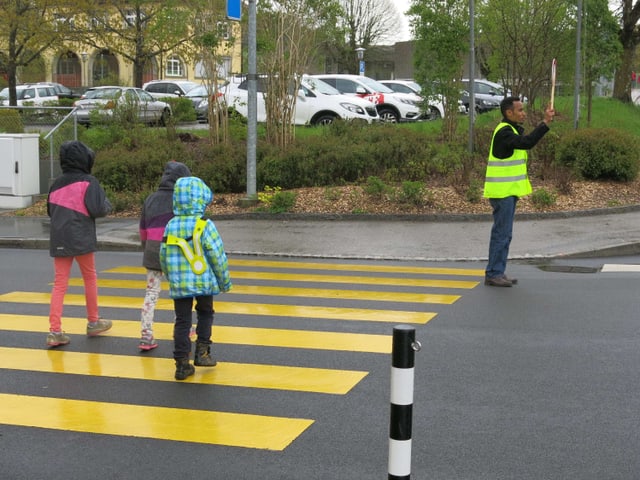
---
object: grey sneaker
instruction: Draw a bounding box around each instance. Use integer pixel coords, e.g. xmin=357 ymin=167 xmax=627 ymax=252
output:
xmin=86 ymin=319 xmax=112 ymax=336
xmin=47 ymin=331 xmax=70 ymax=347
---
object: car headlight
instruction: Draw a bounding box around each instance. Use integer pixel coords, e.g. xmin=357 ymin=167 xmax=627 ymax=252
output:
xmin=398 ymin=97 xmax=418 ymax=106
xmin=340 ymin=102 xmax=365 ymax=115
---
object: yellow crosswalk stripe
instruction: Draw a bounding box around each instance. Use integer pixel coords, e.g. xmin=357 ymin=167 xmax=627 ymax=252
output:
xmin=65 ymin=278 xmax=460 ymax=304
xmin=228 ymin=259 xmax=485 ymax=276
xmin=107 ymin=266 xmax=480 ymax=289
xmin=0 ymin=393 xmax=313 ymax=450
xmin=0 ymin=292 xmax=437 ymax=324
xmin=0 ymin=347 xmax=367 ymax=394
xmin=0 ymin=314 xmax=392 ymax=353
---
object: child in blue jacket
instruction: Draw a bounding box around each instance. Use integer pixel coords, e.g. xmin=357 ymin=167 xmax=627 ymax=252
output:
xmin=159 ymin=176 xmax=232 ymax=380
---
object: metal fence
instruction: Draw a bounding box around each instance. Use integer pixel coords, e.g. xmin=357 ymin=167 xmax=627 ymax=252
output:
xmin=0 ymin=106 xmax=78 ymax=194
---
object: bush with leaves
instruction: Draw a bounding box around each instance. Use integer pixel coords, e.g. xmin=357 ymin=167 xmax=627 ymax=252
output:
xmin=0 ymin=109 xmax=24 ymax=133
xmin=555 ymin=128 xmax=639 ymax=181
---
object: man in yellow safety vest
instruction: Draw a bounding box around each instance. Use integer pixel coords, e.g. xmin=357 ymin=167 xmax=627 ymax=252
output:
xmin=484 ymin=96 xmax=555 ymax=287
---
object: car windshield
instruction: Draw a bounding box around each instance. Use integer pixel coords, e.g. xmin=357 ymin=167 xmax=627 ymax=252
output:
xmin=303 ymin=77 xmax=341 ymax=95
xmin=0 ymin=88 xmax=8 ymax=99
xmin=179 ymin=82 xmax=200 ymax=93
xmin=405 ymin=81 xmax=421 ymax=92
xmin=91 ymin=88 xmax=122 ymax=99
xmin=359 ymin=77 xmax=394 ymax=93
xmin=186 ymin=85 xmax=207 ymax=97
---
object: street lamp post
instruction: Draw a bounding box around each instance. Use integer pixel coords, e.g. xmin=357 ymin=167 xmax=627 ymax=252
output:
xmin=355 ymin=47 xmax=365 ymax=76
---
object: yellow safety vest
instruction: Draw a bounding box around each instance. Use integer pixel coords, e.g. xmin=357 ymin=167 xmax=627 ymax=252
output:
xmin=483 ymin=122 xmax=532 ymax=198
xmin=165 ymin=218 xmax=208 ymax=274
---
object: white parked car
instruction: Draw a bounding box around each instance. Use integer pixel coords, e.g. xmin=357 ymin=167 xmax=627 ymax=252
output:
xmin=311 ymin=74 xmax=422 ymax=123
xmin=379 ymin=79 xmax=467 ymax=118
xmin=142 ymin=80 xmax=200 ymax=99
xmin=197 ymin=75 xmax=379 ymax=125
xmin=73 ymin=86 xmax=172 ymax=126
xmin=0 ymin=84 xmax=59 ymax=106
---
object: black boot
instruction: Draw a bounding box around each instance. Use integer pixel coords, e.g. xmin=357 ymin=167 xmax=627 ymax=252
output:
xmin=194 ymin=341 xmax=217 ymax=367
xmin=174 ymin=358 xmax=195 ymax=380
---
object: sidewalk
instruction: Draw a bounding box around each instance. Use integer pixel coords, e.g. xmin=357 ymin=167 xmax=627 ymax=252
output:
xmin=2 ymin=208 xmax=640 ymax=261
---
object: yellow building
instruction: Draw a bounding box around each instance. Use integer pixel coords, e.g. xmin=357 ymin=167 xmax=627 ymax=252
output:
xmin=6 ymin=6 xmax=243 ymax=90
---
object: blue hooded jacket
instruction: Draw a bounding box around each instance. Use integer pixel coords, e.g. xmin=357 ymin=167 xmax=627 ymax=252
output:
xmin=159 ymin=176 xmax=231 ymax=299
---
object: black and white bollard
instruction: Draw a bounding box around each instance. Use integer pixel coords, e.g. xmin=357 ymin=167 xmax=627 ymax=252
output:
xmin=388 ymin=325 xmax=421 ymax=480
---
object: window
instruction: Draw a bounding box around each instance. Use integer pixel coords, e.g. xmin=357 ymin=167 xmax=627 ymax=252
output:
xmin=165 ymin=56 xmax=184 ymax=77
xmin=217 ymin=21 xmax=230 ymax=40
xmin=194 ymin=57 xmax=231 ymax=80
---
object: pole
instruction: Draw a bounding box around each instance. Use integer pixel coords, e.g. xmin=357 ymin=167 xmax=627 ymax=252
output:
xmin=388 ymin=325 xmax=421 ymax=480
xmin=245 ymin=0 xmax=257 ymax=200
xmin=468 ymin=0 xmax=475 ymax=154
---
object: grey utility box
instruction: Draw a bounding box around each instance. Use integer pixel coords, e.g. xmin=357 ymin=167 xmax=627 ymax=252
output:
xmin=0 ymin=134 xmax=40 ymax=208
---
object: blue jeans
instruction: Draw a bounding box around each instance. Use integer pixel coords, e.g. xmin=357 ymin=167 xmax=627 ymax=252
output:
xmin=173 ymin=295 xmax=214 ymax=360
xmin=486 ymin=196 xmax=518 ymax=278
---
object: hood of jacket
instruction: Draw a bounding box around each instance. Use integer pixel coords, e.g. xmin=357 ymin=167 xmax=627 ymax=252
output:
xmin=173 ymin=176 xmax=212 ymax=217
xmin=159 ymin=161 xmax=191 ymax=191
xmin=60 ymin=141 xmax=95 ymax=174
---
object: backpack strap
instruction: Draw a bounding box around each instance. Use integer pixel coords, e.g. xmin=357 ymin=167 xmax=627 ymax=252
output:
xmin=165 ymin=218 xmax=208 ymax=274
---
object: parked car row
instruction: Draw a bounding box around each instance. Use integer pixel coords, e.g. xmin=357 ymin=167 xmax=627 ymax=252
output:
xmin=0 ymin=76 xmax=508 ymax=127
xmin=196 ymin=75 xmax=381 ymax=126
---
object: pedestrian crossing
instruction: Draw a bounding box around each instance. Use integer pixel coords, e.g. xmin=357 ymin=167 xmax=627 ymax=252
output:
xmin=0 ymin=256 xmax=483 ymax=450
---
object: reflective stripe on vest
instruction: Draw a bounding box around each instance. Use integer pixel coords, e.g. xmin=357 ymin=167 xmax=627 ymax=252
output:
xmin=165 ymin=218 xmax=208 ymax=274
xmin=483 ymin=122 xmax=532 ymax=198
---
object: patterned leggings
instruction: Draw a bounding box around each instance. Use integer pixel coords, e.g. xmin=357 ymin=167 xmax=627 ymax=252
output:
xmin=140 ymin=269 xmax=163 ymax=339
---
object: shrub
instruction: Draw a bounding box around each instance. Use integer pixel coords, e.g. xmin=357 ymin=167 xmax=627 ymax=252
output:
xmin=396 ymin=181 xmax=426 ymax=207
xmin=555 ymin=128 xmax=640 ymax=181
xmin=162 ymin=97 xmax=196 ymax=123
xmin=364 ymin=176 xmax=391 ymax=198
xmin=530 ymin=187 xmax=557 ymax=208
xmin=0 ymin=109 xmax=24 ymax=133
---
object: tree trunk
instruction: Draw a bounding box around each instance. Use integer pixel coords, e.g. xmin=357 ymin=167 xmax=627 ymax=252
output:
xmin=612 ymin=32 xmax=636 ymax=102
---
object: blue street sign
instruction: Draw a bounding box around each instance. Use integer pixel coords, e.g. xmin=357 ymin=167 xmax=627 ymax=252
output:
xmin=227 ymin=0 xmax=241 ymax=20
xmin=359 ymin=60 xmax=365 ymax=76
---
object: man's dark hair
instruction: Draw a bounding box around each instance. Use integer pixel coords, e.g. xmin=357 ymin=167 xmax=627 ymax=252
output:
xmin=500 ymin=96 xmax=521 ymax=117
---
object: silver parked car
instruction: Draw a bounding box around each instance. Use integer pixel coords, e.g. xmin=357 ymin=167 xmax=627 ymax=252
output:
xmin=73 ymin=86 xmax=172 ymax=125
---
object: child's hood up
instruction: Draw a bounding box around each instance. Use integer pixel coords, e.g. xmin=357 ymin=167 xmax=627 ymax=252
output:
xmin=60 ymin=140 xmax=95 ymax=174
xmin=173 ymin=176 xmax=212 ymax=217
xmin=159 ymin=161 xmax=191 ymax=191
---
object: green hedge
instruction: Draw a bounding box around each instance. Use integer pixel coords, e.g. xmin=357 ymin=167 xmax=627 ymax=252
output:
xmin=555 ymin=128 xmax=640 ymax=181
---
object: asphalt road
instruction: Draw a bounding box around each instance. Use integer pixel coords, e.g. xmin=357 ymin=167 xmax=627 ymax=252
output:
xmin=1 ymin=249 xmax=639 ymax=479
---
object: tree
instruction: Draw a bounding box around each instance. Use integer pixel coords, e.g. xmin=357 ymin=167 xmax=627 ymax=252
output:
xmin=0 ymin=0 xmax=71 ymax=105
xmin=257 ymin=0 xmax=341 ymax=148
xmin=325 ymin=0 xmax=402 ymax=74
xmin=74 ymin=0 xmax=200 ymax=87
xmin=191 ymin=0 xmax=236 ymax=144
xmin=408 ymin=0 xmax=468 ymax=141
xmin=583 ymin=0 xmax=622 ymax=124
xmin=477 ymin=0 xmax=574 ymax=108
xmin=612 ymin=0 xmax=640 ymax=102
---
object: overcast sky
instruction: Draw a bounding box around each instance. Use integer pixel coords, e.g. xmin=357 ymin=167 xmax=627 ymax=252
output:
xmin=393 ymin=0 xmax=412 ymax=42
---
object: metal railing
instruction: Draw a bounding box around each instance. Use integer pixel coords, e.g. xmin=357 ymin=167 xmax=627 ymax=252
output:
xmin=0 ymin=106 xmax=78 ymax=193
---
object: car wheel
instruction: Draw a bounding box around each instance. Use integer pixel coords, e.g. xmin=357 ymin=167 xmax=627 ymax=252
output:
xmin=312 ymin=113 xmax=337 ymax=126
xmin=378 ymin=108 xmax=398 ymax=123
xmin=159 ymin=108 xmax=170 ymax=126
xmin=425 ymin=106 xmax=442 ymax=121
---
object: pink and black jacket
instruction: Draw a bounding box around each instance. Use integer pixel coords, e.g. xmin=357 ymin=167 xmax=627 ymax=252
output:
xmin=47 ymin=141 xmax=112 ymax=257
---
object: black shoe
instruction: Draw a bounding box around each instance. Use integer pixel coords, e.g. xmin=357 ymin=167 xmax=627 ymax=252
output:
xmin=484 ymin=276 xmax=513 ymax=287
xmin=175 ymin=358 xmax=195 ymax=380
xmin=194 ymin=341 xmax=217 ymax=367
